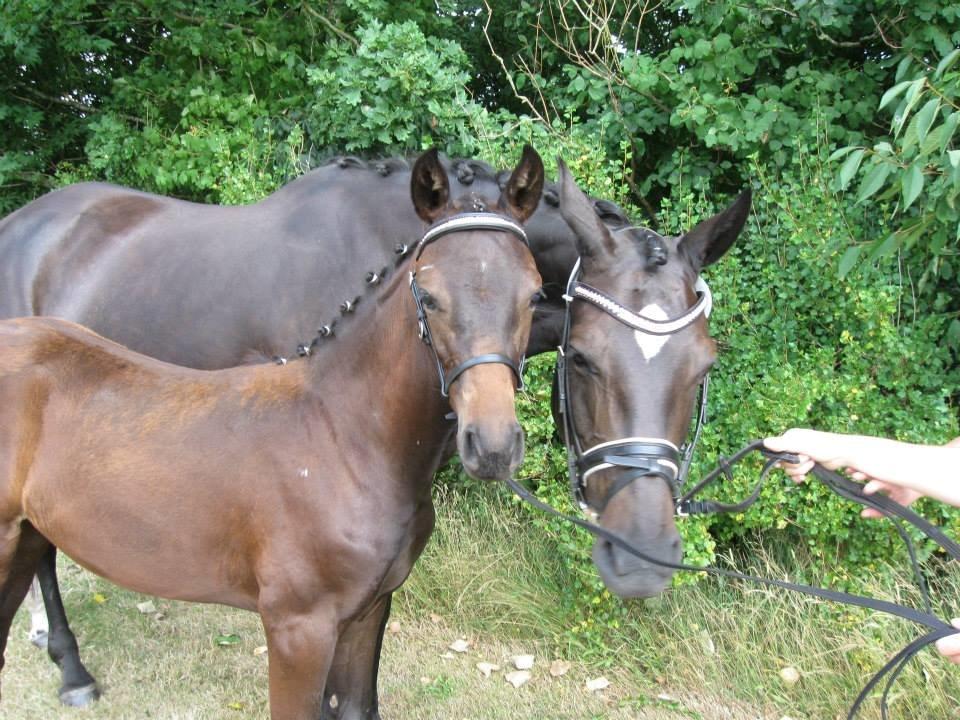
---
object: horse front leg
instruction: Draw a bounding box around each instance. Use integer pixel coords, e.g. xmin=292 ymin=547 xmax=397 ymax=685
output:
xmin=35 ymin=546 xmax=99 ymax=706
xmin=261 ymin=602 xmax=338 ymax=720
xmin=321 ymin=593 xmax=392 ymax=720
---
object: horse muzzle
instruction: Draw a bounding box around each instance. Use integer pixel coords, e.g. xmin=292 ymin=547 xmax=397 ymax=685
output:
xmin=590 ymin=475 xmax=683 ymax=598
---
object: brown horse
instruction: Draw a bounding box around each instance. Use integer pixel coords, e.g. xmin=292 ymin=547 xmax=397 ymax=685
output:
xmin=0 ymin=147 xmax=544 ymax=719
xmin=2 ymin=151 xmax=751 ymax=713
xmin=553 ymin=160 xmax=750 ymax=597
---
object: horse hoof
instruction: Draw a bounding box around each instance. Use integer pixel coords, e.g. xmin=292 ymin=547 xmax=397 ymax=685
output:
xmin=59 ymin=683 xmax=100 ymax=707
xmin=29 ymin=629 xmax=49 ymax=650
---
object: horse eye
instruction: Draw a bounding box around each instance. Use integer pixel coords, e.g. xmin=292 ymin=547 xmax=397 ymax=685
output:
xmin=421 ymin=292 xmax=438 ymax=311
xmin=570 ymin=351 xmax=594 ymax=374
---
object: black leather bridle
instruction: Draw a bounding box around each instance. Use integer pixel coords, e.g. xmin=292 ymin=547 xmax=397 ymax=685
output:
xmin=515 ymin=251 xmax=956 ymax=717
xmin=409 ymin=212 xmax=528 ymax=398
xmin=555 ymin=256 xmax=713 ymax=513
xmin=505 ymin=440 xmax=958 ymax=719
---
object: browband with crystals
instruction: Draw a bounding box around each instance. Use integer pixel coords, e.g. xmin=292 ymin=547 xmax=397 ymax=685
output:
xmin=416 ymin=213 xmax=528 ymax=259
xmin=567 ymin=283 xmax=710 ymax=336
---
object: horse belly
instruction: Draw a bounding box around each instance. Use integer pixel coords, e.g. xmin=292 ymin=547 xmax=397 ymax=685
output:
xmin=21 ymin=468 xmax=257 ymax=609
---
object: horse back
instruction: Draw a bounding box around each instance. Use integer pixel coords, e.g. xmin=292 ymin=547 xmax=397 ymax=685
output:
xmin=0 ymin=183 xmax=167 ymax=318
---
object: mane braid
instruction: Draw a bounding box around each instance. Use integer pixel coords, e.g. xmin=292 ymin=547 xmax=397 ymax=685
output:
xmin=276 ymin=240 xmax=415 ymax=364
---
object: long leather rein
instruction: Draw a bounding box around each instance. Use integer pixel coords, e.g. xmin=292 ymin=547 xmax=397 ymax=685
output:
xmin=515 ymin=258 xmax=957 ymax=719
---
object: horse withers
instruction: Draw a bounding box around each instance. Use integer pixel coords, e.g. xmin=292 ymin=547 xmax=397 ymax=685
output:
xmin=0 ymin=146 xmax=545 ymax=720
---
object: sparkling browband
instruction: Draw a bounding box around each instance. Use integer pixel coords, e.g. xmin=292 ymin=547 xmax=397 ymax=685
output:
xmin=416 ymin=213 xmax=527 ymax=258
xmin=567 ymin=283 xmax=710 ymax=336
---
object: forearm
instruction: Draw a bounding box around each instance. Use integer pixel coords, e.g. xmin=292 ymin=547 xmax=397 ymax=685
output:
xmin=833 ymin=436 xmax=960 ymax=504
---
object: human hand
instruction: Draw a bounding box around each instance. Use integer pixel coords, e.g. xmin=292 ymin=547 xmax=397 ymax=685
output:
xmin=935 ymin=619 xmax=960 ymax=664
xmin=763 ymin=429 xmax=923 ymax=519
xmin=859 ymin=478 xmax=923 ymax=519
xmin=763 ymin=429 xmax=852 ymax=482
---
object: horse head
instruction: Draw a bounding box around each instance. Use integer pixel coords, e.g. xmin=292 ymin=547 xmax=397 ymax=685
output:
xmin=555 ymin=160 xmax=750 ymax=598
xmin=410 ymin=146 xmax=545 ymax=481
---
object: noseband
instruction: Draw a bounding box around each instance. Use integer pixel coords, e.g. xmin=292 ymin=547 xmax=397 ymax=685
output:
xmin=410 ymin=213 xmax=528 ymax=398
xmin=556 ymin=257 xmax=712 ymax=513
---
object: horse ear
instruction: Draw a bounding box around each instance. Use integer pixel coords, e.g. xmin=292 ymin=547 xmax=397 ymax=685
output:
xmin=679 ymin=189 xmax=751 ymax=269
xmin=557 ymin=158 xmax=617 ymax=263
xmin=499 ymin=145 xmax=544 ymax=223
xmin=411 ymin=148 xmax=450 ymax=223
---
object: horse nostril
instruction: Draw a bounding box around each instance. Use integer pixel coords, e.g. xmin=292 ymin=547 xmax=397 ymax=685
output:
xmin=462 ymin=425 xmax=481 ymax=461
xmin=510 ymin=424 xmax=524 ymax=462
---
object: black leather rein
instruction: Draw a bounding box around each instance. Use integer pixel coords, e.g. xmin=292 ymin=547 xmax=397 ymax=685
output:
xmin=504 ymin=440 xmax=958 ymax=719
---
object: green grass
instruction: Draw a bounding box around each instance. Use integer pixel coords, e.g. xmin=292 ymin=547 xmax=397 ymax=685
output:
xmin=3 ymin=483 xmax=959 ymax=718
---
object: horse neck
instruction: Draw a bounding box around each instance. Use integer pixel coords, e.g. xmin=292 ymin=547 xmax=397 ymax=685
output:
xmin=302 ymin=265 xmax=452 ymax=467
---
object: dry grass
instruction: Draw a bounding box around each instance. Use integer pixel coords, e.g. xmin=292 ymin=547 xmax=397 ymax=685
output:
xmin=3 ymin=486 xmax=959 ymax=719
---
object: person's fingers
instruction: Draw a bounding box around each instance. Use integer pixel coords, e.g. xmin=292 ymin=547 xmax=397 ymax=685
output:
xmin=781 ymin=458 xmax=815 ymax=483
xmin=935 ymin=626 xmax=960 ymax=662
xmin=860 ymin=507 xmax=883 ymax=519
xmin=863 ymin=480 xmax=885 ymax=496
xmin=849 ymin=470 xmax=867 ymax=481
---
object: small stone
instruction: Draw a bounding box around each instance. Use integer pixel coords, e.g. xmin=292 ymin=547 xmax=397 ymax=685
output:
xmin=780 ymin=666 xmax=801 ymax=686
xmin=449 ymin=638 xmax=470 ymax=653
xmin=253 ymin=646 xmax=268 ymax=656
xmin=476 ymin=662 xmax=500 ymax=678
xmin=586 ymin=676 xmax=610 ymax=692
xmin=505 ymin=670 xmax=531 ymax=688
xmin=136 ymin=601 xmax=156 ymax=614
xmin=388 ymin=621 xmax=401 ymax=634
xmin=549 ymin=660 xmax=571 ymax=677
xmin=511 ymin=654 xmax=534 ymax=670
xmin=429 ymin=613 xmax=442 ymax=624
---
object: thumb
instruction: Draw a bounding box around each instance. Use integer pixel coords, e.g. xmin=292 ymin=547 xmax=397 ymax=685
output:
xmin=763 ymin=435 xmax=788 ymax=452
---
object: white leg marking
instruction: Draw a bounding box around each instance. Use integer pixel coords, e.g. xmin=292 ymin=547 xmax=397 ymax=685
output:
xmin=27 ymin=576 xmax=49 ymax=641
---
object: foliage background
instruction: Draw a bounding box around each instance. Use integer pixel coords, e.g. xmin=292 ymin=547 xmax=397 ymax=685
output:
xmin=2 ymin=0 xmax=958 ymax=647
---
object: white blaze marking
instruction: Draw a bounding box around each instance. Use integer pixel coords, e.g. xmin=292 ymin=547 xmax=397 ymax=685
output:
xmin=633 ymin=304 xmax=670 ymax=360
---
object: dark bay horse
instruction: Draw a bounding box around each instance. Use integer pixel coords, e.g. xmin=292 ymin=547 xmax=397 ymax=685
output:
xmin=0 ymin=149 xmax=750 ymax=713
xmin=0 ymin=147 xmax=544 ymax=720
xmin=553 ymin=161 xmax=750 ymax=597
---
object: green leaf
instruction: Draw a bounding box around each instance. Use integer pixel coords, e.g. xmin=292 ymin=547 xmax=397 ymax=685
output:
xmin=866 ymin=233 xmax=899 ymax=263
xmin=947 ymin=319 xmax=960 ymax=348
xmin=893 ymin=78 xmax=926 ymax=137
xmin=215 ymin=633 xmax=241 ymax=646
xmin=901 ymin=164 xmax=924 ymax=211
xmin=878 ymin=80 xmax=912 ymax=110
xmin=828 ymin=146 xmax=859 ymax=162
xmin=838 ymin=245 xmax=861 ymax=278
xmin=856 ymin=162 xmax=891 ymax=204
xmin=913 ymin=98 xmax=940 ymax=147
xmin=837 ymin=148 xmax=864 ymax=190
xmin=935 ymin=48 xmax=960 ymax=80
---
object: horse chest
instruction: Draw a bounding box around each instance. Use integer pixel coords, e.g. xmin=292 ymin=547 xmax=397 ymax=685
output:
xmin=376 ymin=498 xmax=436 ymax=596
